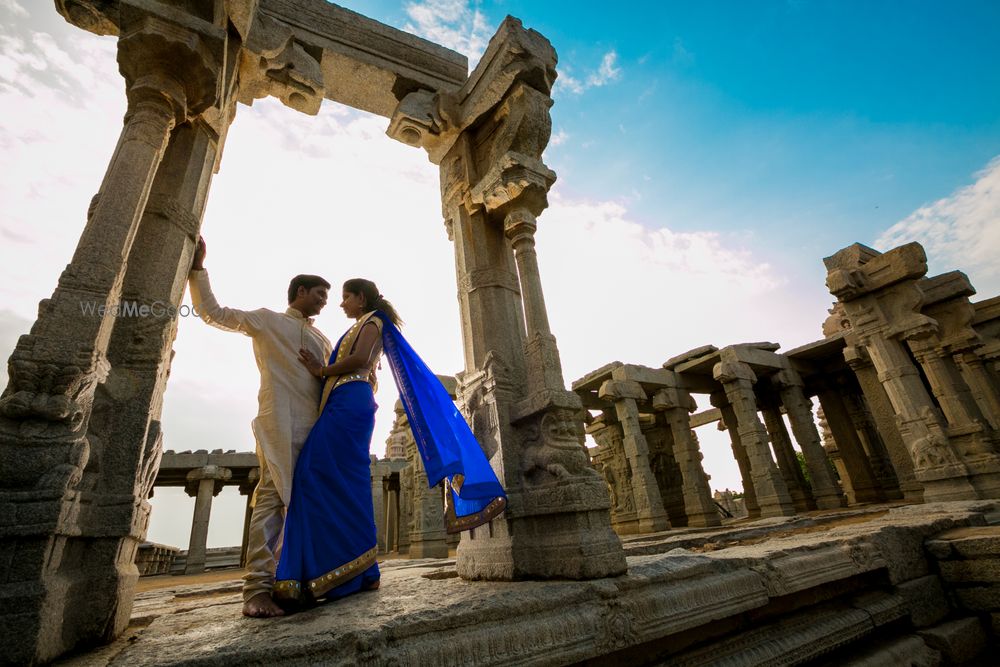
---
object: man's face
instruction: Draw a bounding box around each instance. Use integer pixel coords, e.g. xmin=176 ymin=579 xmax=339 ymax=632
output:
xmin=298 ymin=285 xmax=328 ymax=317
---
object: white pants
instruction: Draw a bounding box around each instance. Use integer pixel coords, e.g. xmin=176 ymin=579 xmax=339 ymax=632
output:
xmin=243 ymin=451 xmax=285 ymax=602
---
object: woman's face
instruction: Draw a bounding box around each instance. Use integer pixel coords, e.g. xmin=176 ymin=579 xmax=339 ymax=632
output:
xmin=340 ymin=290 xmax=366 ymax=318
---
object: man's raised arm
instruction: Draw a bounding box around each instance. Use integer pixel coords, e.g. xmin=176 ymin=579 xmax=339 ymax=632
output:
xmin=188 ymin=236 xmax=265 ymax=336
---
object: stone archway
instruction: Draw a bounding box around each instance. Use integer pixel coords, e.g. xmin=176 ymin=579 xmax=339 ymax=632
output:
xmin=0 ymin=1 xmax=624 ymax=663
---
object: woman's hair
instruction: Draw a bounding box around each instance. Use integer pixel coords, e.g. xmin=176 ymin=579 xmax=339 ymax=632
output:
xmin=343 ymin=278 xmax=403 ymax=326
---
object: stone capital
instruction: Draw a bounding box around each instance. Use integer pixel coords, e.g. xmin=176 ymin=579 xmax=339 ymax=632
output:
xmin=116 ymin=4 xmax=226 ymax=121
xmin=184 ymin=465 xmax=232 ymax=496
xmin=238 ymin=467 xmax=260 ymax=496
xmin=473 ymin=152 xmax=556 ymax=220
xmin=598 ymin=380 xmax=647 ymax=402
xmin=713 ymin=361 xmax=756 ymax=385
xmin=772 ymin=368 xmax=805 ymax=389
xmin=651 ymin=387 xmax=695 ymax=413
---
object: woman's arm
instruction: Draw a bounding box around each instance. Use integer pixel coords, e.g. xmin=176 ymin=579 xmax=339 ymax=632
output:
xmin=299 ymin=321 xmax=381 ymax=378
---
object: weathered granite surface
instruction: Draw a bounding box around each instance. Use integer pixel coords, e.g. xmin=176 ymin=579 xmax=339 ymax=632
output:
xmin=57 ymin=502 xmax=996 ymax=666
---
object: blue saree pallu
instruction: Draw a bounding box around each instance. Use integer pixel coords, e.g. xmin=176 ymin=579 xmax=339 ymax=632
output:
xmin=274 ymin=311 xmax=506 ymax=605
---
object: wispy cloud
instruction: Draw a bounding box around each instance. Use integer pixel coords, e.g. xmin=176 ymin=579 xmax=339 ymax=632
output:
xmin=403 ymin=0 xmax=491 ymax=65
xmin=550 ymin=128 xmax=569 ymax=146
xmin=0 ymin=0 xmax=28 ymax=18
xmin=876 ymin=155 xmax=1000 ymax=296
xmin=556 ymin=49 xmax=622 ymax=95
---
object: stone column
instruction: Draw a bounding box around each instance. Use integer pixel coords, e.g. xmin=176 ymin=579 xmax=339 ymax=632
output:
xmin=772 ymin=370 xmax=846 ymax=509
xmin=652 ymin=387 xmax=720 ymax=527
xmin=385 ymin=488 xmax=398 ymax=553
xmin=842 ymin=341 xmax=923 ymax=501
xmin=814 ymin=384 xmax=884 ymax=504
xmin=711 ymin=391 xmax=761 ymax=519
xmin=184 ymin=465 xmax=232 ymax=574
xmin=841 ymin=388 xmax=904 ymax=500
xmin=428 ymin=20 xmax=624 ymax=581
xmin=588 ymin=417 xmax=638 ymax=533
xmin=407 ymin=434 xmax=449 ymax=558
xmin=0 ymin=9 xmax=224 ymax=662
xmin=825 ymin=243 xmax=978 ymax=501
xmin=599 ymin=379 xmax=669 ymax=532
xmin=370 ymin=456 xmax=386 ymax=553
xmin=759 ymin=398 xmax=814 ymax=512
xmin=238 ymin=468 xmax=259 ymax=568
xmin=956 ymin=351 xmax=1000 ymax=431
xmin=712 ymin=360 xmax=796 ymax=517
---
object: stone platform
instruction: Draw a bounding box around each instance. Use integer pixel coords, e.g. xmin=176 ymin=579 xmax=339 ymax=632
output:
xmin=58 ymin=502 xmax=999 ymax=666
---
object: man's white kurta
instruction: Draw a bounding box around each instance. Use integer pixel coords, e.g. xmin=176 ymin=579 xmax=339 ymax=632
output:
xmin=188 ymin=270 xmax=332 ymax=506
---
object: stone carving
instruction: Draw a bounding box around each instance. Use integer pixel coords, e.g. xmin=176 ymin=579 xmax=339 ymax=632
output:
xmin=237 ymin=13 xmax=325 ymax=115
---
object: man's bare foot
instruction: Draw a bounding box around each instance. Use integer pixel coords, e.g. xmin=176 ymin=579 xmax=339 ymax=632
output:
xmin=243 ymin=592 xmax=286 ymax=618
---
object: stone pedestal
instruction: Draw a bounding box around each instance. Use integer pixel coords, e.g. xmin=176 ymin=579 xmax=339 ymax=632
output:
xmin=184 ymin=465 xmax=232 ymax=574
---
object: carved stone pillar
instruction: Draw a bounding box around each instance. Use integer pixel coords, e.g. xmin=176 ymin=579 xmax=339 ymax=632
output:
xmin=652 ymin=387 xmax=720 ymax=527
xmin=370 ymin=457 xmax=386 ymax=554
xmin=825 ymin=243 xmax=978 ymax=501
xmin=385 ymin=487 xmax=398 ymax=553
xmin=814 ymin=384 xmax=884 ymax=504
xmin=759 ymin=398 xmax=813 ymax=512
xmin=772 ymin=371 xmax=846 ymax=509
xmin=406 ymin=418 xmax=449 ymax=558
xmin=841 ymin=387 xmax=904 ymax=500
xmin=587 ymin=417 xmax=637 ymax=533
xmin=599 ymin=379 xmax=669 ymax=532
xmin=712 ymin=360 xmax=796 ymax=517
xmin=0 ymin=8 xmax=224 ymax=662
xmin=843 ymin=341 xmax=923 ymax=501
xmin=430 ymin=20 xmax=624 ymax=580
xmin=711 ymin=392 xmax=760 ymax=519
xmin=184 ymin=465 xmax=232 ymax=574
xmin=238 ymin=468 xmax=259 ymax=568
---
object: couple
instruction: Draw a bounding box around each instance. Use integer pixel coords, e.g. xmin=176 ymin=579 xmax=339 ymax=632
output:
xmin=188 ymin=237 xmax=505 ymax=618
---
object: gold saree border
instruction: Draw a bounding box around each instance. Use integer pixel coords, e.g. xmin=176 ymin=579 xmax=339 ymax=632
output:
xmin=319 ymin=312 xmax=382 ymax=412
xmin=444 ymin=494 xmax=507 ymax=534
xmin=273 ymin=546 xmax=378 ymax=603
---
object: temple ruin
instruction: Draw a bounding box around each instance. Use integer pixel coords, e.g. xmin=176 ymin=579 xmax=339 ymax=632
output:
xmin=1 ymin=1 xmax=998 ymax=665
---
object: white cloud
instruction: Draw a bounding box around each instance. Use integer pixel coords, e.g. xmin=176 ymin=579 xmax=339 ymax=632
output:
xmin=550 ymin=128 xmax=569 ymax=146
xmin=403 ymin=0 xmax=491 ymax=65
xmin=556 ymin=49 xmax=622 ymax=96
xmin=876 ymin=155 xmax=1000 ymax=296
xmin=0 ymin=0 xmax=28 ymax=19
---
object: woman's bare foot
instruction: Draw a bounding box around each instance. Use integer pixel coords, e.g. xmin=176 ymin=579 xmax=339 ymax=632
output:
xmin=243 ymin=592 xmax=286 ymax=618
xmin=362 ymin=579 xmax=380 ymax=591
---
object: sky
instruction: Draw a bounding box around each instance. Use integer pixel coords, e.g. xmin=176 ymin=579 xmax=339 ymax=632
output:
xmin=1 ymin=0 xmax=998 ymax=549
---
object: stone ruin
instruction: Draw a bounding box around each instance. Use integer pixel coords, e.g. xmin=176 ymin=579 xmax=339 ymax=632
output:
xmin=0 ymin=0 xmax=998 ymax=665
xmin=574 ymin=241 xmax=1000 ymax=537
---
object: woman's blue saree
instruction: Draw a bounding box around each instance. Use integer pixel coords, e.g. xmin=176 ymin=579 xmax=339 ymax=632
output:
xmin=273 ymin=311 xmax=506 ymax=604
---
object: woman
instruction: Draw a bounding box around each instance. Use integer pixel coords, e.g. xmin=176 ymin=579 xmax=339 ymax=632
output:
xmin=272 ymin=279 xmax=505 ymax=608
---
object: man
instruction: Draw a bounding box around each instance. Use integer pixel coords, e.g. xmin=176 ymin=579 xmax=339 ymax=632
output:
xmin=188 ymin=236 xmax=332 ymax=618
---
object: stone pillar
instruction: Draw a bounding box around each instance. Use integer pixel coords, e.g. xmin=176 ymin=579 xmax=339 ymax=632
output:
xmin=428 ymin=20 xmax=624 ymax=580
xmin=385 ymin=488 xmax=398 ymax=553
xmin=370 ymin=457 xmax=386 ymax=552
xmin=814 ymin=384 xmax=884 ymax=504
xmin=712 ymin=359 xmax=796 ymax=517
xmin=711 ymin=392 xmax=761 ymax=519
xmin=238 ymin=468 xmax=259 ymax=568
xmin=957 ymin=351 xmax=1000 ymax=431
xmin=825 ymin=243 xmax=978 ymax=501
xmin=820 ymin=408 xmax=856 ymax=503
xmin=0 ymin=8 xmax=224 ymax=662
xmin=759 ymin=398 xmax=814 ymax=512
xmin=184 ymin=465 xmax=232 ymax=574
xmin=599 ymin=379 xmax=670 ymax=532
xmin=843 ymin=341 xmax=923 ymax=501
xmin=840 ymin=387 xmax=904 ymax=500
xmin=588 ymin=417 xmax=638 ymax=533
xmin=772 ymin=371 xmax=846 ymax=510
xmin=407 ymin=433 xmax=449 ymax=558
xmin=652 ymin=387 xmax=720 ymax=527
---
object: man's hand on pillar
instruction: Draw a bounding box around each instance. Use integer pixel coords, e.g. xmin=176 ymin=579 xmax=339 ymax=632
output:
xmin=192 ymin=235 xmax=207 ymax=270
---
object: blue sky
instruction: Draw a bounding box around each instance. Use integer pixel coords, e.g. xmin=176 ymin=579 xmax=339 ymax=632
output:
xmin=1 ymin=0 xmax=998 ymax=547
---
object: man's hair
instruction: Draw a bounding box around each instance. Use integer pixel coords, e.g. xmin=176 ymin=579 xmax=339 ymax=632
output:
xmin=287 ymin=274 xmax=331 ymax=304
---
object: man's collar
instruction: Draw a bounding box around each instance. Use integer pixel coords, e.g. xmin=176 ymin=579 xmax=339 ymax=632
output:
xmin=285 ymin=307 xmax=314 ymax=325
